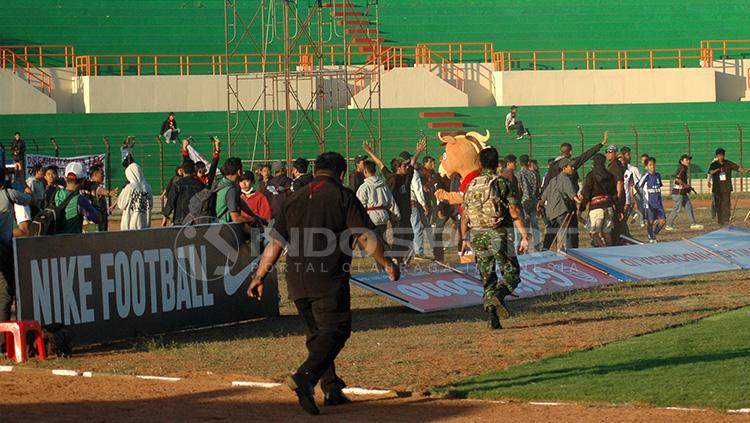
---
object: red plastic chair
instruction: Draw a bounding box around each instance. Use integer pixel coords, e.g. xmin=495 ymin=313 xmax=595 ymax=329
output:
xmin=0 ymin=321 xmax=46 ymax=363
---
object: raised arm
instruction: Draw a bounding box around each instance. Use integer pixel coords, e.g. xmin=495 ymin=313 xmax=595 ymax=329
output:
xmin=362 ymin=140 xmax=385 ymax=171
xmin=573 ymin=131 xmax=608 ymax=169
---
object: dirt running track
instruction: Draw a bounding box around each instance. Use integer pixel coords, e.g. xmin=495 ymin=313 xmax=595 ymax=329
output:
xmin=1 ymin=372 xmax=746 ymax=423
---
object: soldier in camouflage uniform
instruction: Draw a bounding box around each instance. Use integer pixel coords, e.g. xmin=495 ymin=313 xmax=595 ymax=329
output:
xmin=460 ymin=147 xmax=529 ymax=329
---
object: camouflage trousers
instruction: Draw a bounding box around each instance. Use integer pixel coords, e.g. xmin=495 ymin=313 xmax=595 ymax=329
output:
xmin=471 ymin=228 xmax=521 ymax=311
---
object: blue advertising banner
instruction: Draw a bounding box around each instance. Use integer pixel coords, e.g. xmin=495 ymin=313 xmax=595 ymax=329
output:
xmin=690 ymin=226 xmax=750 ymax=269
xmin=351 ymin=251 xmax=621 ymax=313
xmin=566 ymin=238 xmax=741 ymax=281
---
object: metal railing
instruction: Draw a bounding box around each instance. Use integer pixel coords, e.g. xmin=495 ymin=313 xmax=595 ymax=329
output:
xmin=416 ymin=42 xmax=494 ymax=63
xmin=492 ymin=48 xmax=704 ymax=72
xmin=700 ymin=39 xmax=750 ymax=65
xmin=415 ymin=45 xmax=465 ymax=91
xmin=74 ymin=53 xmax=308 ymax=76
xmin=0 ymin=49 xmax=53 ymax=95
xmin=0 ymin=45 xmax=75 ymax=68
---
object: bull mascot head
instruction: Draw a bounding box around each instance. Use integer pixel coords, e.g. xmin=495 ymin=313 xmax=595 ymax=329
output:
xmin=434 ymin=130 xmax=491 ymax=205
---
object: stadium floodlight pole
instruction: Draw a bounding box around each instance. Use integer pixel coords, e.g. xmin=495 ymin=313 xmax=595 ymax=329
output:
xmin=103 ymin=137 xmax=111 ymax=208
xmin=738 ymin=123 xmax=744 ymax=193
xmin=50 ymin=137 xmax=59 ymax=158
xmin=283 ymin=0 xmax=293 ymax=176
xmin=223 ymin=0 xmax=232 ymax=157
xmin=156 ymin=135 xmax=164 ymax=194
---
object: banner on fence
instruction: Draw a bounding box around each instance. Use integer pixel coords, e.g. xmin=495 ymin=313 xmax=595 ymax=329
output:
xmin=351 ymin=251 xmax=621 ymax=313
xmin=24 ymin=153 xmax=106 ymax=179
xmin=14 ymin=223 xmax=278 ymax=344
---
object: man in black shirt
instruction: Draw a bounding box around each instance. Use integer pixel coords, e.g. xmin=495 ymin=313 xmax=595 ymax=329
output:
xmin=708 ymin=148 xmax=747 ymax=226
xmin=606 ymin=144 xmax=627 ymax=245
xmin=247 ymin=152 xmax=399 ymax=415
xmin=162 ymin=160 xmax=204 ymax=225
xmin=665 ymin=154 xmax=703 ymax=231
xmin=291 ymin=157 xmax=313 ymax=192
xmin=540 ymin=131 xmax=609 ymax=248
xmin=348 ymin=154 xmax=367 ymax=193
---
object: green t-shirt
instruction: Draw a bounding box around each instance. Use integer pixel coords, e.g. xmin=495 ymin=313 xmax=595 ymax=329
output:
xmin=54 ymin=189 xmax=82 ymax=234
xmin=214 ymin=177 xmax=237 ymax=223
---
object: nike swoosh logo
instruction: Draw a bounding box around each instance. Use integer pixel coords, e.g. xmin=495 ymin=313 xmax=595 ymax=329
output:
xmin=223 ymin=255 xmax=260 ymax=296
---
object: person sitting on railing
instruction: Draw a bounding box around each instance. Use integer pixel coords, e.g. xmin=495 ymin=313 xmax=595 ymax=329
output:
xmin=160 ymin=112 xmax=180 ymax=144
xmin=505 ymin=106 xmax=530 ymax=140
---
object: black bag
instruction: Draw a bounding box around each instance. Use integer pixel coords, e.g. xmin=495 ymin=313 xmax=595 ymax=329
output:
xmin=186 ymin=180 xmax=233 ymax=224
xmin=29 ymin=191 xmax=77 ymax=236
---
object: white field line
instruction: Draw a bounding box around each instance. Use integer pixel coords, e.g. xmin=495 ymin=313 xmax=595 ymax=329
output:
xmin=136 ymin=375 xmax=181 ymax=382
xmin=51 ymin=369 xmax=79 ymax=377
xmin=664 ymin=407 xmax=707 ymax=412
xmin=529 ymin=402 xmax=564 ymax=406
xmin=82 ymin=371 xmax=93 ymax=378
xmin=728 ymin=408 xmax=750 ymax=414
xmin=231 ymin=381 xmax=282 ymax=389
xmin=342 ymin=387 xmax=394 ymax=396
xmin=0 ymin=365 xmax=14 ymax=372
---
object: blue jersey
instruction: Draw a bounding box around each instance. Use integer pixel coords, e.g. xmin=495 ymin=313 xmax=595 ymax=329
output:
xmin=636 ymin=172 xmax=664 ymax=210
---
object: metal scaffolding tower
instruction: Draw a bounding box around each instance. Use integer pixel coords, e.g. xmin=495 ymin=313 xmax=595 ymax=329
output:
xmin=223 ymin=0 xmax=382 ymax=169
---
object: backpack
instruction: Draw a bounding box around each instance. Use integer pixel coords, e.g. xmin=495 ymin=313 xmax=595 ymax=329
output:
xmin=463 ymin=174 xmax=510 ymax=229
xmin=186 ymin=180 xmax=233 ymax=224
xmin=29 ymin=191 xmax=77 ymax=236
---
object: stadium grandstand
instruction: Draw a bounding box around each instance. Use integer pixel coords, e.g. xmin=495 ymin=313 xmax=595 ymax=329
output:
xmin=2 ymin=1 xmax=750 ymax=191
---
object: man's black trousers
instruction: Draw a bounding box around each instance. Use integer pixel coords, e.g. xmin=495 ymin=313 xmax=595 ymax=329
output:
xmin=293 ymin=283 xmax=351 ymax=394
xmin=714 ymin=191 xmax=732 ymax=226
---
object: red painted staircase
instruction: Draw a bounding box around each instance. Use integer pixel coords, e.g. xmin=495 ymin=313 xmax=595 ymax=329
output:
xmin=419 ymin=111 xmax=464 ymax=129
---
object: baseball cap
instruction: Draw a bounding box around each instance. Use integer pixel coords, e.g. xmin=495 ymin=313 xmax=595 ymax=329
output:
xmin=605 ymin=145 xmax=618 ymax=154
xmin=557 ymin=157 xmax=572 ymax=169
xmin=715 ymin=148 xmax=726 ymax=156
xmin=64 ymin=162 xmax=86 ymax=180
xmin=354 ymin=154 xmax=367 ymax=164
xmin=399 ymin=151 xmax=412 ymax=161
xmin=272 ymin=160 xmax=287 ymax=173
xmin=679 ymin=154 xmax=692 ymax=161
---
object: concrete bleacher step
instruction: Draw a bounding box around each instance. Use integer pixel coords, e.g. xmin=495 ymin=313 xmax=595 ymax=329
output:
xmin=351 ymin=37 xmax=384 ymax=43
xmin=427 ymin=121 xmax=464 ymax=128
xmin=419 ymin=111 xmax=456 ymax=118
xmin=345 ymin=28 xmax=378 ymax=35
xmin=321 ymin=2 xmax=355 ymax=7
xmin=331 ymin=11 xmax=363 ymax=17
xmin=337 ymin=19 xmax=370 ymax=26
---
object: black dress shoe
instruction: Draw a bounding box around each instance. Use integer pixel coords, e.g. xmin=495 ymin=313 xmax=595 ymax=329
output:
xmin=324 ymin=389 xmax=352 ymax=406
xmin=286 ymin=374 xmax=320 ymax=415
xmin=487 ymin=306 xmax=502 ymax=330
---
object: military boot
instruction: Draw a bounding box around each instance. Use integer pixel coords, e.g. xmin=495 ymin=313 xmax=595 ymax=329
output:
xmin=487 ymin=306 xmax=502 ymax=329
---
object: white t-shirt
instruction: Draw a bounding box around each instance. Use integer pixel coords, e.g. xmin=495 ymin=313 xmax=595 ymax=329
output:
xmin=14 ymin=203 xmax=32 ymax=224
xmin=505 ymin=112 xmax=515 ymax=127
xmin=623 ymin=163 xmax=641 ymax=206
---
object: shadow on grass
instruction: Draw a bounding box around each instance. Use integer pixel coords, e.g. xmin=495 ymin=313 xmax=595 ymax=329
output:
xmin=439 ymin=348 xmax=750 ymax=397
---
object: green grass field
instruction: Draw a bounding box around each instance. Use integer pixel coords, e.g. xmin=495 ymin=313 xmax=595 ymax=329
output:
xmin=434 ymin=306 xmax=750 ymax=410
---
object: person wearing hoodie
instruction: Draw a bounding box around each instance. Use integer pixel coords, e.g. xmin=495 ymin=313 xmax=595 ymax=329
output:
xmin=579 ymin=153 xmax=617 ymax=247
xmin=117 ymin=163 xmax=153 ymax=230
xmin=356 ymin=160 xmax=401 ymax=243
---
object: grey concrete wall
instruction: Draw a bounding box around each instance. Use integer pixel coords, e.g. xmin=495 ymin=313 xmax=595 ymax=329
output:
xmin=77 ymin=74 xmax=315 ymax=113
xmin=494 ymin=68 xmax=718 ymax=106
xmin=0 ymin=69 xmax=57 ymax=114
xmin=40 ymin=67 xmax=76 ymax=113
xmin=715 ymin=71 xmax=747 ymax=102
xmin=351 ymin=67 xmax=468 ymax=109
